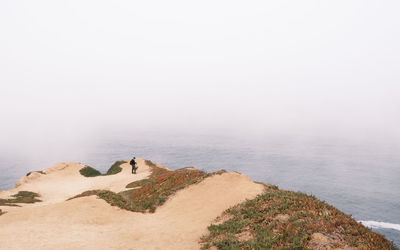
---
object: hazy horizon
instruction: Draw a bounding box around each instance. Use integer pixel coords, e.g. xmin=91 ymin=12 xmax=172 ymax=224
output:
xmin=1 ymin=0 xmax=400 ymax=157
xmin=1 ymin=2 xmax=400 ymax=245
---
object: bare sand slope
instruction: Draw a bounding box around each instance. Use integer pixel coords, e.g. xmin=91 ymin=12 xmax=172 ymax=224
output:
xmin=0 ymin=165 xmax=264 ymax=249
xmin=0 ymin=158 xmax=151 ymax=211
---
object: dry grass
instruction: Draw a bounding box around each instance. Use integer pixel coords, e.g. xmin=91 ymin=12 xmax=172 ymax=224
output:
xmin=0 ymin=191 xmax=42 ymax=207
xmin=72 ymin=160 xmax=396 ymax=249
xmin=79 ymin=166 xmax=101 ymax=177
xmin=125 ymin=179 xmax=151 ymax=189
xmin=201 ymin=185 xmax=397 ymax=249
xmin=71 ymin=160 xmax=226 ymax=213
xmin=79 ymin=161 xmax=125 ymax=177
xmin=106 ymin=160 xmax=125 ymax=175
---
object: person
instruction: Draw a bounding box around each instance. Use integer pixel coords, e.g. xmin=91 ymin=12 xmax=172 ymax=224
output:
xmin=130 ymin=157 xmax=138 ymax=174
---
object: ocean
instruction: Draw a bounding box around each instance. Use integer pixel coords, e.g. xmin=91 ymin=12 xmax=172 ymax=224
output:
xmin=0 ymin=133 xmax=399 ymax=246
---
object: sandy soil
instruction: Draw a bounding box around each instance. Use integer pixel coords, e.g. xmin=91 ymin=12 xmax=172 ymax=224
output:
xmin=0 ymin=159 xmax=264 ymax=249
xmin=0 ymin=159 xmax=151 ymax=211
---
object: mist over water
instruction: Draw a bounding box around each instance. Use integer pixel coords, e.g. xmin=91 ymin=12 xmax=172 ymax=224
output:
xmin=1 ymin=0 xmax=400 ymax=247
xmin=1 ymin=132 xmax=399 ymax=245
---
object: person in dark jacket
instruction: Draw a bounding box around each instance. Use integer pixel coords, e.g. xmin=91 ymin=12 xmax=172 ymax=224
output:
xmin=130 ymin=157 xmax=137 ymax=174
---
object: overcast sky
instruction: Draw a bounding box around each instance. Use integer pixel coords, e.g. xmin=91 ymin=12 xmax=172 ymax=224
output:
xmin=1 ymin=0 xmax=399 ymax=153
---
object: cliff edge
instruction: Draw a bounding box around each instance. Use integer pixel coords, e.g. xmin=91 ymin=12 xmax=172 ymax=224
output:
xmin=0 ymin=159 xmax=396 ymax=249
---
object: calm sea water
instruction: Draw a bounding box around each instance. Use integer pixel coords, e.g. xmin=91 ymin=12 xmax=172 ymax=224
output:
xmin=1 ymin=133 xmax=399 ymax=246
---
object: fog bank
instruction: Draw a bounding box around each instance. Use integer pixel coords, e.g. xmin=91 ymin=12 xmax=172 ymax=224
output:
xmin=1 ymin=0 xmax=399 ymax=155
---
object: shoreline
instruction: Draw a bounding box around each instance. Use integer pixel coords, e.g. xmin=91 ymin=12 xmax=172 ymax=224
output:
xmin=0 ymin=159 xmax=397 ymax=249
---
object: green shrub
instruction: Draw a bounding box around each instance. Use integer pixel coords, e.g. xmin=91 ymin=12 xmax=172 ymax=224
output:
xmin=71 ymin=163 xmax=224 ymax=213
xmin=126 ymin=179 xmax=151 ymax=188
xmin=106 ymin=161 xmax=125 ymax=175
xmin=0 ymin=191 xmax=42 ymax=206
xmin=79 ymin=166 xmax=101 ymax=177
xmin=79 ymin=161 xmax=127 ymax=177
xmin=200 ymin=187 xmax=397 ymax=250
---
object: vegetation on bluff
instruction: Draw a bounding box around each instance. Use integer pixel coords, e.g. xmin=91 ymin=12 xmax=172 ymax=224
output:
xmin=0 ymin=191 xmax=42 ymax=207
xmin=79 ymin=161 xmax=125 ymax=177
xmin=79 ymin=166 xmax=102 ymax=177
xmin=106 ymin=160 xmax=125 ymax=175
xmin=71 ymin=160 xmax=225 ymax=213
xmin=201 ymin=185 xmax=396 ymax=250
xmin=1 ymin=159 xmax=396 ymax=248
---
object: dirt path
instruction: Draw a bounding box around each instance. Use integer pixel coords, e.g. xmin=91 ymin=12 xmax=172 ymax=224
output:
xmin=0 ymin=160 xmax=264 ymax=249
xmin=0 ymin=159 xmax=151 ymax=210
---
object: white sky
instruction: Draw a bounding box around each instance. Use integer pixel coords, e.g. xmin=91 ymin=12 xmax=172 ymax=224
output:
xmin=1 ymin=0 xmax=400 ymax=152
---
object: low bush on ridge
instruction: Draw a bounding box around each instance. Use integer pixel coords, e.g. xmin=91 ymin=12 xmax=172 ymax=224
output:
xmin=71 ymin=159 xmax=395 ymax=249
xmin=79 ymin=161 xmax=125 ymax=177
xmin=79 ymin=166 xmax=102 ymax=177
xmin=200 ymin=186 xmax=396 ymax=250
xmin=0 ymin=191 xmax=42 ymax=207
xmin=106 ymin=161 xmax=125 ymax=175
xmin=125 ymin=179 xmax=151 ymax=188
xmin=71 ymin=160 xmax=226 ymax=213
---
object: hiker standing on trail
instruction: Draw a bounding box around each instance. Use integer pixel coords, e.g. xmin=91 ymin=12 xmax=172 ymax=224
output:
xmin=130 ymin=157 xmax=138 ymax=174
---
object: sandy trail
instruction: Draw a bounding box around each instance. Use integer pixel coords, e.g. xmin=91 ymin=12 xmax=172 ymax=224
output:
xmin=0 ymin=158 xmax=150 ymax=210
xmin=0 ymin=160 xmax=264 ymax=249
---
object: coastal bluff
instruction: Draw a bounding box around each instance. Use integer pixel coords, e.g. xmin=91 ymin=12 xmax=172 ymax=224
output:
xmin=0 ymin=159 xmax=396 ymax=249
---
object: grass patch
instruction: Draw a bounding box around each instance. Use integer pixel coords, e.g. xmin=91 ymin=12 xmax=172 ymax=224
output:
xmin=71 ymin=161 xmax=226 ymax=213
xmin=106 ymin=161 xmax=125 ymax=175
xmin=0 ymin=191 xmax=42 ymax=207
xmin=201 ymin=186 xmax=396 ymax=249
xmin=79 ymin=161 xmax=126 ymax=177
xmin=126 ymin=179 xmax=151 ymax=188
xmin=144 ymin=159 xmax=157 ymax=168
xmin=79 ymin=166 xmax=102 ymax=177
